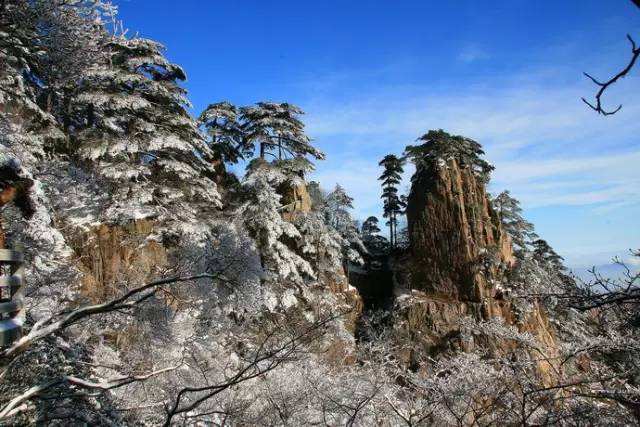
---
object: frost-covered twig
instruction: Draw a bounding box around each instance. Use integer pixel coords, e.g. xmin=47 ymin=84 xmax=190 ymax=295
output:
xmin=163 ymin=312 xmax=346 ymax=426
xmin=1 ymin=274 xmax=218 ymax=360
xmin=0 ymin=365 xmax=178 ymax=419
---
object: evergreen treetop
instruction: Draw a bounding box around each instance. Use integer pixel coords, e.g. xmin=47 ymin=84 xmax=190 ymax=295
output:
xmin=361 ymin=216 xmax=381 ymax=237
xmin=198 ymin=101 xmax=247 ymax=164
xmin=69 ymin=35 xmax=221 ymax=219
xmin=240 ymin=102 xmax=324 ymax=163
xmin=492 ymin=190 xmax=538 ymax=254
xmin=378 ymin=154 xmax=404 ymax=186
xmin=405 ymin=129 xmax=494 ymax=182
xmin=532 ymin=239 xmax=566 ymax=270
xmin=378 ymin=154 xmax=406 ymax=249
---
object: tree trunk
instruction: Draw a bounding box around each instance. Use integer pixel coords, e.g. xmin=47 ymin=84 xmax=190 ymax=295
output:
xmin=389 ymin=216 xmax=394 ymax=250
xmin=278 ymin=137 xmax=282 ymax=160
xmin=62 ymin=87 xmax=72 ymax=132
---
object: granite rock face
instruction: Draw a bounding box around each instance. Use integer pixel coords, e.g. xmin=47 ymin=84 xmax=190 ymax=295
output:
xmin=406 ymin=158 xmax=515 ymax=301
xmin=398 ymin=158 xmax=558 ymax=383
xmin=69 ymin=219 xmax=168 ymax=302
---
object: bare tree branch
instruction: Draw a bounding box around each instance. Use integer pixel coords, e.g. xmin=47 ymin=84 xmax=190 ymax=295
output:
xmin=0 ymin=365 xmax=179 ymax=420
xmin=1 ymin=274 xmax=217 ymax=361
xmin=582 ymin=34 xmax=640 ymax=115
xmin=163 ymin=312 xmax=346 ymax=426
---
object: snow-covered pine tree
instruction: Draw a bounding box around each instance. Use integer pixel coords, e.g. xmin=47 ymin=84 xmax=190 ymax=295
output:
xmin=361 ymin=216 xmax=381 ymax=239
xmin=29 ymin=0 xmax=114 ymax=128
xmin=492 ymin=190 xmax=538 ymax=256
xmin=198 ymin=101 xmax=249 ymax=164
xmin=238 ymin=102 xmax=328 ymax=281
xmin=294 ymin=210 xmax=344 ymax=274
xmin=325 ymin=184 xmax=353 ymax=230
xmin=0 ymin=2 xmax=110 ymax=316
xmin=69 ymin=36 xmax=221 ymax=221
xmin=0 ymin=0 xmax=70 ymax=164
xmin=241 ymin=168 xmax=315 ymax=283
xmin=324 ymin=185 xmax=365 ymax=266
xmin=531 ymin=239 xmax=566 ymax=271
xmin=240 ymin=102 xmax=324 ymax=163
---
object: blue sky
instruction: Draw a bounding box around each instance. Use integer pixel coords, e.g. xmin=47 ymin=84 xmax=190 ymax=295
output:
xmin=115 ymin=0 xmax=640 ymax=271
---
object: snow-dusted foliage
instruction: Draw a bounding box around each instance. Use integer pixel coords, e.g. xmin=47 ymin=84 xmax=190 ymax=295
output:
xmin=2 ymin=2 xmax=638 ymax=425
xmin=69 ymin=36 xmax=221 ymax=222
xmin=198 ymin=101 xmax=248 ymax=164
xmin=492 ymin=190 xmax=538 ymax=255
xmin=323 ymin=185 xmax=365 ymax=265
xmin=240 ymin=102 xmax=325 ymax=161
xmin=4 ymin=167 xmax=83 ymax=319
xmin=241 ymin=165 xmax=315 ymax=283
xmin=405 ymin=128 xmax=495 ymax=182
xmin=294 ymin=211 xmax=343 ymax=273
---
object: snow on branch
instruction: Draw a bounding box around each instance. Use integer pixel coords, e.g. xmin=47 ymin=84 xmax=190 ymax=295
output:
xmin=0 ymin=274 xmax=218 ymax=361
xmin=163 ymin=312 xmax=346 ymax=425
xmin=0 ymin=365 xmax=179 ymax=420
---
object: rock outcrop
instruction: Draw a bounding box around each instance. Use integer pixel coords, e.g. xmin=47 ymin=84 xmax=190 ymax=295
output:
xmin=397 ymin=158 xmax=559 ymax=383
xmin=407 ymin=158 xmax=514 ymax=301
xmin=69 ymin=220 xmax=167 ymax=302
xmin=279 ymin=179 xmax=312 ymax=221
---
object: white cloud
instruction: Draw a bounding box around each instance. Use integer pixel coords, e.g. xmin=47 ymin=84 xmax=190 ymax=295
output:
xmin=457 ymin=45 xmax=491 ymax=63
xmin=305 ymin=73 xmax=640 ymax=215
xmin=491 ymin=151 xmax=640 ymax=208
xmin=298 ymin=60 xmax=640 ymax=267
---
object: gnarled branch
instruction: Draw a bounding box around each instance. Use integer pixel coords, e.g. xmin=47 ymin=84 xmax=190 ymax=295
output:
xmin=582 ymin=34 xmax=640 ymax=115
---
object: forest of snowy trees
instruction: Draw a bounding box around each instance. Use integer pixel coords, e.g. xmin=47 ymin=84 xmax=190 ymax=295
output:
xmin=0 ymin=1 xmax=639 ymax=425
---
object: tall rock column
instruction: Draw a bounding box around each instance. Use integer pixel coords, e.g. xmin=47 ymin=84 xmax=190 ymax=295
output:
xmin=407 ymin=158 xmax=514 ymax=302
xmin=396 ymin=140 xmax=559 ymax=383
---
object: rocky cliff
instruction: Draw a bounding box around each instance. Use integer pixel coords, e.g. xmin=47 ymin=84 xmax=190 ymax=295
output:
xmin=397 ymin=158 xmax=559 ymax=382
xmin=406 ymin=158 xmax=514 ymax=301
xmin=69 ymin=220 xmax=168 ymax=302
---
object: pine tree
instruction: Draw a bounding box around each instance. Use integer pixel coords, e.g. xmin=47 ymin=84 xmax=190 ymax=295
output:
xmin=361 ymin=216 xmax=381 ymax=239
xmin=30 ymin=0 xmax=113 ymax=128
xmin=378 ymin=154 xmax=406 ymax=249
xmin=405 ymin=129 xmax=494 ymax=182
xmin=241 ymin=171 xmax=314 ymax=283
xmin=531 ymin=239 xmax=566 ymax=271
xmin=0 ymin=0 xmax=108 ymax=163
xmin=324 ymin=185 xmax=365 ymax=267
xmin=198 ymin=101 xmax=248 ymax=164
xmin=68 ymin=36 xmax=220 ymax=220
xmin=325 ymin=184 xmax=353 ymax=230
xmin=239 ymin=102 xmax=324 ymax=164
xmin=360 ymin=215 xmax=389 ymax=259
xmin=492 ymin=190 xmax=538 ymax=256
